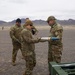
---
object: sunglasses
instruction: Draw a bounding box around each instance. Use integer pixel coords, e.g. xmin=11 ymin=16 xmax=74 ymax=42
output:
xmin=30 ymin=24 xmax=33 ymax=26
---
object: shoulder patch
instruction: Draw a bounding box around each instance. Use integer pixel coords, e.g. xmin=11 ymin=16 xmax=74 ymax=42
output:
xmin=57 ymin=24 xmax=63 ymax=30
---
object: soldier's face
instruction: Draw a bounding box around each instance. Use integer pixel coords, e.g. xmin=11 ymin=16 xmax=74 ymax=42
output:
xmin=26 ymin=25 xmax=32 ymax=30
xmin=16 ymin=22 xmax=21 ymax=26
xmin=48 ymin=20 xmax=55 ymax=26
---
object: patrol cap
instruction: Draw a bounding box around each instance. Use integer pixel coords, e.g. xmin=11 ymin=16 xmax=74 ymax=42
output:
xmin=16 ymin=18 xmax=21 ymax=23
xmin=25 ymin=20 xmax=33 ymax=26
xmin=47 ymin=16 xmax=56 ymax=23
xmin=26 ymin=18 xmax=29 ymax=20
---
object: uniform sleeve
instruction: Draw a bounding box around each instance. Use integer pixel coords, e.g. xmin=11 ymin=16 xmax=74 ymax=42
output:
xmin=22 ymin=30 xmax=40 ymax=44
xmin=32 ymin=25 xmax=38 ymax=35
xmin=10 ymin=27 xmax=17 ymax=41
xmin=32 ymin=25 xmax=38 ymax=32
xmin=55 ymin=26 xmax=63 ymax=39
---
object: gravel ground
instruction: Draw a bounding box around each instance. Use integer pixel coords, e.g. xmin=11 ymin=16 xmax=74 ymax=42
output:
xmin=0 ymin=26 xmax=75 ymax=75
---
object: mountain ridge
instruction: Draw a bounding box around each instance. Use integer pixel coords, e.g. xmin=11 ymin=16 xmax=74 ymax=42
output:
xmin=0 ymin=18 xmax=75 ymax=26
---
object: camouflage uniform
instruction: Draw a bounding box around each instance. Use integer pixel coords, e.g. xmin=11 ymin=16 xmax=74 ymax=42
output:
xmin=21 ymin=21 xmax=40 ymax=75
xmin=47 ymin=16 xmax=63 ymax=74
xmin=48 ymin=23 xmax=63 ymax=63
xmin=10 ymin=24 xmax=23 ymax=63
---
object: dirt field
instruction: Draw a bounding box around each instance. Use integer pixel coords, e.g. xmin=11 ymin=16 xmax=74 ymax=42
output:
xmin=0 ymin=25 xmax=75 ymax=75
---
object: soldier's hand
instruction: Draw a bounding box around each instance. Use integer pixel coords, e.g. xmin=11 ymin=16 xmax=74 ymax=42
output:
xmin=13 ymin=38 xmax=21 ymax=43
xmin=48 ymin=37 xmax=59 ymax=42
xmin=37 ymin=37 xmax=41 ymax=42
xmin=40 ymin=38 xmax=47 ymax=42
xmin=16 ymin=39 xmax=21 ymax=43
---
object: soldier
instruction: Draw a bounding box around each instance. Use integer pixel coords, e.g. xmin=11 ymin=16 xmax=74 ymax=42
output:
xmin=10 ymin=18 xmax=23 ymax=66
xmin=47 ymin=16 xmax=63 ymax=75
xmin=2 ymin=26 xmax=4 ymax=30
xmin=21 ymin=20 xmax=40 ymax=75
xmin=23 ymin=18 xmax=38 ymax=35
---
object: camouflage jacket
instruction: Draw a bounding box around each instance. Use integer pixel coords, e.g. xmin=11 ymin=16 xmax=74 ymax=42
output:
xmin=49 ymin=23 xmax=63 ymax=45
xmin=10 ymin=25 xmax=23 ymax=43
xmin=21 ymin=28 xmax=39 ymax=56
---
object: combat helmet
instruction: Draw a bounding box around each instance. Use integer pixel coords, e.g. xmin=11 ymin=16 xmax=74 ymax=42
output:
xmin=47 ymin=16 xmax=56 ymax=23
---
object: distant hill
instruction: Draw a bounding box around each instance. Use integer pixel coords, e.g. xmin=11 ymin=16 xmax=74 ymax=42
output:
xmin=0 ymin=18 xmax=75 ymax=26
xmin=57 ymin=19 xmax=75 ymax=25
xmin=33 ymin=20 xmax=47 ymax=25
xmin=0 ymin=21 xmax=6 ymax=25
xmin=9 ymin=18 xmax=25 ymax=25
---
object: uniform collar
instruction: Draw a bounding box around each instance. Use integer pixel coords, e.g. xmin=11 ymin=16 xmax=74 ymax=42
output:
xmin=51 ymin=22 xmax=57 ymax=28
xmin=25 ymin=27 xmax=32 ymax=32
xmin=15 ymin=24 xmax=21 ymax=27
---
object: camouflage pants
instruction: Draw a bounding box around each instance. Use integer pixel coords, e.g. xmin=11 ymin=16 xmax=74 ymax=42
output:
xmin=48 ymin=45 xmax=63 ymax=63
xmin=12 ymin=42 xmax=22 ymax=62
xmin=48 ymin=44 xmax=63 ymax=74
xmin=22 ymin=51 xmax=36 ymax=75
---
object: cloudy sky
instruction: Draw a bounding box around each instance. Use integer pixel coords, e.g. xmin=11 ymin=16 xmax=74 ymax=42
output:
xmin=0 ymin=0 xmax=75 ymax=21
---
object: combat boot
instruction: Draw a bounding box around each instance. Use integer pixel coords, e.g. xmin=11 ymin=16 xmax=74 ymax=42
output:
xmin=12 ymin=61 xmax=16 ymax=66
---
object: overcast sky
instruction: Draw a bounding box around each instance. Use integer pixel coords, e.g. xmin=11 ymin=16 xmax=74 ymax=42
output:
xmin=0 ymin=0 xmax=75 ymax=21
